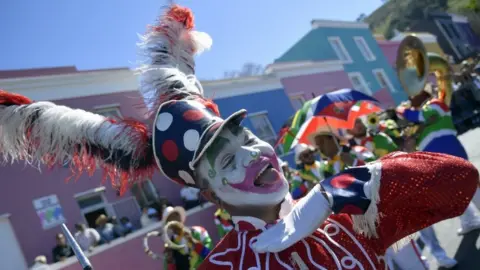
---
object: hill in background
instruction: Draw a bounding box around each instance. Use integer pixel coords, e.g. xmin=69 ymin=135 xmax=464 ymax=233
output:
xmin=364 ymin=0 xmax=479 ymax=39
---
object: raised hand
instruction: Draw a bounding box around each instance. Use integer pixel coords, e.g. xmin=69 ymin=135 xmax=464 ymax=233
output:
xmin=252 ymin=185 xmax=331 ymax=253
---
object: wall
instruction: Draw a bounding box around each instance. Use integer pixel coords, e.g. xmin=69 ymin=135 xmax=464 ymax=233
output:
xmin=275 ymin=22 xmax=407 ymax=105
xmin=377 ymin=40 xmax=401 ymax=67
xmin=281 ymin=71 xmax=353 ymax=99
xmin=53 ymin=204 xmax=218 ymax=270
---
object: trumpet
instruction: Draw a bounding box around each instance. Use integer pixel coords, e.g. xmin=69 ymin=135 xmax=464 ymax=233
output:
xmin=143 ymin=221 xmax=191 ymax=261
xmin=162 ymin=221 xmax=191 ymax=250
xmin=143 ymin=230 xmax=163 ymax=260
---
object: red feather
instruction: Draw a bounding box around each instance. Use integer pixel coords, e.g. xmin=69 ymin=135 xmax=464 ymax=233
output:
xmin=0 ymin=90 xmax=32 ymax=106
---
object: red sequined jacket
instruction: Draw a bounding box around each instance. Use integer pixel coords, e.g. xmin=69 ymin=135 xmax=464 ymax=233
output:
xmin=198 ymin=152 xmax=478 ymax=270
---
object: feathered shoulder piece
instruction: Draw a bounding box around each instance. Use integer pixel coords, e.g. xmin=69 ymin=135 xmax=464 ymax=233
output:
xmin=0 ymin=90 xmax=156 ymax=194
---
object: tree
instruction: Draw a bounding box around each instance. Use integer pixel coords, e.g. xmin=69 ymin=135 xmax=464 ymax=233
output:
xmin=356 ymin=13 xmax=367 ymax=22
xmin=223 ymin=62 xmax=263 ymax=79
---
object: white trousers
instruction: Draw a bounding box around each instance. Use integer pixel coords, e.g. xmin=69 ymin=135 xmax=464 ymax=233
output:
xmin=387 ymin=240 xmax=426 ymax=270
xmin=459 ymin=188 xmax=480 ymax=227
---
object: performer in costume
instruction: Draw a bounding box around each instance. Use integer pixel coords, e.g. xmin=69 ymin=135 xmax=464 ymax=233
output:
xmin=347 ymin=117 xmax=398 ymax=158
xmin=214 ymin=208 xmax=233 ymax=238
xmin=0 ymin=5 xmax=478 ymax=270
xmin=396 ymin=84 xmax=480 ymax=235
xmin=294 ymin=143 xmax=324 ymax=189
xmin=162 ymin=206 xmax=212 ymax=270
xmin=310 ymin=127 xmax=376 ymax=178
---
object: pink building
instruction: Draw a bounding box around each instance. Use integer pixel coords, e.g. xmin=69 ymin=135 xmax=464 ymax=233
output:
xmin=0 ymin=66 xmax=220 ymax=270
xmin=266 ymin=60 xmax=396 ymax=110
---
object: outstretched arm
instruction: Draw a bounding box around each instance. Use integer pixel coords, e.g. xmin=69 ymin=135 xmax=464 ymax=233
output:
xmin=252 ymin=151 xmax=478 ymax=253
xmin=0 ymin=91 xmax=156 ymax=194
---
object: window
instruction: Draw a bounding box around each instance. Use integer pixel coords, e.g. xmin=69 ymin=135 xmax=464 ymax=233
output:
xmin=289 ymin=95 xmax=305 ymax=111
xmin=130 ymin=180 xmax=159 ymax=209
xmin=75 ymin=187 xmax=114 ymax=228
xmin=373 ymin=69 xmax=397 ymax=93
xmin=95 ymin=104 xmax=122 ymax=119
xmin=354 ymin=37 xmax=376 ymax=61
xmin=348 ymin=73 xmax=372 ymax=95
xmin=328 ymin=37 xmax=352 ymax=63
xmin=249 ymin=112 xmax=283 ymax=155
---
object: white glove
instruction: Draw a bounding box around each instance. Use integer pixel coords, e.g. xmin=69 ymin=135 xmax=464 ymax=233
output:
xmin=252 ymin=185 xmax=332 ymax=253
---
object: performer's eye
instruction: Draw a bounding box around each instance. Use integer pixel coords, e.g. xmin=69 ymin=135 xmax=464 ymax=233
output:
xmin=222 ymin=155 xmax=234 ymax=169
xmin=244 ymin=136 xmax=256 ymax=145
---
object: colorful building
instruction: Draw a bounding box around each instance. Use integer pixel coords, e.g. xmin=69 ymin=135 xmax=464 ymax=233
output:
xmin=274 ymin=19 xmax=407 ymax=107
xmin=407 ymin=12 xmax=480 ymax=63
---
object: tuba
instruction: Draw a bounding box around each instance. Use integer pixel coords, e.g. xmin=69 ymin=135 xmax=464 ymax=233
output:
xmin=396 ymin=35 xmax=453 ymax=107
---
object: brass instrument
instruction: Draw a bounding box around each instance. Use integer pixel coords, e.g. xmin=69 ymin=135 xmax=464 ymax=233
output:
xmin=162 ymin=221 xmax=191 ymax=250
xmin=396 ymin=35 xmax=453 ymax=107
xmin=143 ymin=230 xmax=163 ymax=260
xmin=143 ymin=221 xmax=190 ymax=261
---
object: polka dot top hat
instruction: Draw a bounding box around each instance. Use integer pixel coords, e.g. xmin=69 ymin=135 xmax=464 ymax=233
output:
xmin=137 ymin=5 xmax=246 ymax=187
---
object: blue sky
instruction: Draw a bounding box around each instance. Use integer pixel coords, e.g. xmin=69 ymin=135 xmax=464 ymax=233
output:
xmin=1 ymin=0 xmax=384 ymax=79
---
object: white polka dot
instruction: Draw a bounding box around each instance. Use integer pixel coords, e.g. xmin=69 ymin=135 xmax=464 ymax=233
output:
xmin=179 ymin=170 xmax=196 ymax=185
xmin=183 ymin=129 xmax=200 ymax=151
xmin=156 ymin=112 xmax=173 ymax=131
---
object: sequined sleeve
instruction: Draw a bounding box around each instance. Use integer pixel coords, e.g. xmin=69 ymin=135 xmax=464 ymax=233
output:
xmin=320 ymin=151 xmax=478 ymax=252
xmin=368 ymin=152 xmax=478 ymax=250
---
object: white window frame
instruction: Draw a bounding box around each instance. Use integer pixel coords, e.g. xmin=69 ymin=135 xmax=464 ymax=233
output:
xmin=353 ymin=36 xmax=376 ymax=61
xmin=248 ymin=111 xmax=283 ymax=154
xmin=347 ymin=72 xmax=372 ymax=95
xmin=94 ymin=103 xmax=123 ymax=119
xmin=372 ymin=68 xmax=397 ymax=93
xmin=289 ymin=93 xmax=306 ymax=110
xmin=328 ymin=37 xmax=352 ymax=63
xmin=74 ymin=187 xmax=115 ymax=224
xmin=130 ymin=180 xmax=159 ymax=209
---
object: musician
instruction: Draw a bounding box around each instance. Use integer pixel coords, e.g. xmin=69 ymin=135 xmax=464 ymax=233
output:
xmin=397 ymin=83 xmax=480 ymax=235
xmin=311 ymin=127 xmax=376 ymax=178
xmin=0 ymin=4 xmax=478 ymax=270
xmin=162 ymin=206 xmax=213 ymax=270
xmin=214 ymin=208 xmax=233 ymax=238
xmin=347 ymin=117 xmax=399 ymax=158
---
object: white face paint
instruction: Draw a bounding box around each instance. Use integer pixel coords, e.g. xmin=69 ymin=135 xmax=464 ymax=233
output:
xmin=196 ymin=124 xmax=289 ymax=206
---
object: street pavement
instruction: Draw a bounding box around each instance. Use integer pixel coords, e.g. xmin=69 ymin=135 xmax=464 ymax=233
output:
xmin=419 ymin=129 xmax=480 ymax=269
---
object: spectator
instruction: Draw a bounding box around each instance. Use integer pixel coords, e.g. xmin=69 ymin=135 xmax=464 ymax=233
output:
xmin=51 ymin=233 xmax=73 ymax=263
xmin=120 ymin=217 xmax=134 ymax=234
xmin=30 ymin=255 xmax=51 ymax=270
xmin=109 ymin=216 xmax=126 ymax=237
xmin=180 ymin=186 xmax=200 ymax=210
xmin=74 ymin=223 xmax=100 ymax=252
xmin=95 ymin=214 xmax=116 ymax=242
xmin=140 ymin=207 xmax=159 ymax=228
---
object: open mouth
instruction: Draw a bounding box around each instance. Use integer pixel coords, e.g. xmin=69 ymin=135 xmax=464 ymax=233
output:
xmin=253 ymin=163 xmax=278 ymax=187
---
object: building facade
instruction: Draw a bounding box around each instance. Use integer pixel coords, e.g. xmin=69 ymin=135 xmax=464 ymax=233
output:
xmin=0 ymin=67 xmax=196 ymax=268
xmin=408 ymin=12 xmax=480 ymax=63
xmin=274 ymin=19 xmax=407 ymax=107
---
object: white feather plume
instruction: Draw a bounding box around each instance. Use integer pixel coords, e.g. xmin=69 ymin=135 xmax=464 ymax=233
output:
xmin=135 ymin=6 xmax=212 ymax=110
